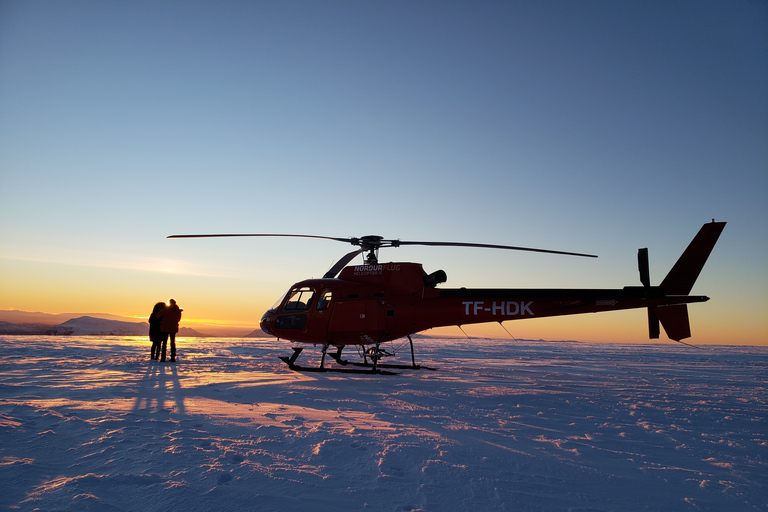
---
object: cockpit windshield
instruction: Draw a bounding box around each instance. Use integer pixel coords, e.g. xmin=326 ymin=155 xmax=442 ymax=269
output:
xmin=269 ymin=291 xmax=288 ymax=311
xmin=282 ymin=286 xmax=315 ymax=312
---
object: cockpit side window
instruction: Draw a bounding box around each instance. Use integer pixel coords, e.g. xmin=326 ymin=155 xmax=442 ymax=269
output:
xmin=316 ymin=288 xmax=333 ymax=310
xmin=282 ymin=287 xmax=315 ymax=311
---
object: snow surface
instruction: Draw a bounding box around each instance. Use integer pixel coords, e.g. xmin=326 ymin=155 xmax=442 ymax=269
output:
xmin=0 ymin=335 xmax=766 ymax=512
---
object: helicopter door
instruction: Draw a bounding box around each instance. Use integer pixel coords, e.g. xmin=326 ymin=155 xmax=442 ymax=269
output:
xmin=328 ymin=299 xmax=385 ymax=335
xmin=306 ymin=287 xmax=334 ymax=338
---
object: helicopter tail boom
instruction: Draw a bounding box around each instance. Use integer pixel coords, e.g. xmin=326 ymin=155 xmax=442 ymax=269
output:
xmin=429 ymin=221 xmax=725 ymax=343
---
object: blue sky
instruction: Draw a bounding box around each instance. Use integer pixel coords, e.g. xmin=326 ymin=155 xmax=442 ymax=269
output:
xmin=1 ymin=1 xmax=766 ymax=343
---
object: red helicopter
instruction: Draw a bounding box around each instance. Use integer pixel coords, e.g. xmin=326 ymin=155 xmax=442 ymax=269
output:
xmin=169 ymin=221 xmax=725 ymax=373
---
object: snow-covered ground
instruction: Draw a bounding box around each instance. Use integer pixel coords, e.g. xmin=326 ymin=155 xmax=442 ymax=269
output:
xmin=0 ymin=335 xmax=765 ymax=512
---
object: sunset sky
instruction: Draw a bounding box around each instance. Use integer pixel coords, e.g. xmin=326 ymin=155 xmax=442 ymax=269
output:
xmin=1 ymin=1 xmax=766 ymax=344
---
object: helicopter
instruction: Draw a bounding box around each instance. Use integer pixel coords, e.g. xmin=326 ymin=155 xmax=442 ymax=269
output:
xmin=169 ymin=221 xmax=725 ymax=373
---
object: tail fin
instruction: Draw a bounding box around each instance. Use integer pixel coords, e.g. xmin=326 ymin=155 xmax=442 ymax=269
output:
xmin=642 ymin=221 xmax=725 ymax=341
xmin=660 ymin=221 xmax=726 ymax=295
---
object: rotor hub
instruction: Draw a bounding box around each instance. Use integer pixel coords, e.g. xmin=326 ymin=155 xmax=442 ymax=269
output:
xmin=354 ymin=235 xmax=386 ymax=264
xmin=357 ymin=235 xmax=384 ymax=250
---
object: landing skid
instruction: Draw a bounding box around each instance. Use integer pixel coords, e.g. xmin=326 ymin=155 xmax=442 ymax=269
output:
xmin=333 ymin=360 xmax=437 ymax=371
xmin=279 ymin=336 xmax=436 ymax=374
xmin=281 ymin=362 xmax=399 ymax=375
xmin=279 ymin=348 xmax=398 ymax=374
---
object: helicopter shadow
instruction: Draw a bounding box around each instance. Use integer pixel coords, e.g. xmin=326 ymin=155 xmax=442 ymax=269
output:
xmin=131 ymin=361 xmax=186 ymax=415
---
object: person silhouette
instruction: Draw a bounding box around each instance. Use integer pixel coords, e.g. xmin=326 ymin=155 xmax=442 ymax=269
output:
xmin=157 ymin=298 xmax=182 ymax=362
xmin=148 ymin=301 xmax=166 ymax=360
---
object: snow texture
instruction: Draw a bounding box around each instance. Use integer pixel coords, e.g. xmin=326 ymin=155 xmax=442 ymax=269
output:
xmin=0 ymin=335 xmax=766 ymax=512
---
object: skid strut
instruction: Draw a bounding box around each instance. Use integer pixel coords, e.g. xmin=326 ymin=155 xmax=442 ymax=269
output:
xmin=372 ymin=337 xmax=382 ymax=372
xmin=279 ymin=337 xmax=435 ymax=373
xmin=329 ymin=345 xmax=346 ymax=365
xmin=279 ymin=347 xmax=304 ymax=368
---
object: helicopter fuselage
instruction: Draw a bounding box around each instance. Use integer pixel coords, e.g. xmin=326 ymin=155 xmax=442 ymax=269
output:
xmin=258 ymin=261 xmax=709 ymax=346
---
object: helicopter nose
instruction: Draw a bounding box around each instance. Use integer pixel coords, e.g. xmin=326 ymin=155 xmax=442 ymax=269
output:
xmin=260 ymin=311 xmax=274 ymax=335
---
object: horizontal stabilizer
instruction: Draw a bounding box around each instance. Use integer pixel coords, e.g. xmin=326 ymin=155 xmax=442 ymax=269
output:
xmin=654 ymin=304 xmax=691 ymax=341
xmin=660 ymin=221 xmax=725 ymax=295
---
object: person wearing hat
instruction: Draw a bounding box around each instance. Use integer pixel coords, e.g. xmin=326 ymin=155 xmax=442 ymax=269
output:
xmin=158 ymin=299 xmax=183 ymax=362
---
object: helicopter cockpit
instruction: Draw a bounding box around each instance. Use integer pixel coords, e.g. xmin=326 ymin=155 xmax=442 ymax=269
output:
xmin=282 ymin=286 xmax=315 ymax=311
xmin=261 ymin=284 xmax=335 ymax=335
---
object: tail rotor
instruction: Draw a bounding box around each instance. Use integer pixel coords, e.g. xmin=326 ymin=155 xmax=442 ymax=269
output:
xmin=638 ymin=247 xmax=661 ymax=339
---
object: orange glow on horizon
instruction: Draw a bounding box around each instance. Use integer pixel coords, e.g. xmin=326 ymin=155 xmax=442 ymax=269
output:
xmin=1 ymin=257 xmax=765 ymax=345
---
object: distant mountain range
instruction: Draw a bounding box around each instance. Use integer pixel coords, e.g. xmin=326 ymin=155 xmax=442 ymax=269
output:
xmin=0 ymin=310 xmax=262 ymax=337
xmin=0 ymin=316 xmax=203 ymax=337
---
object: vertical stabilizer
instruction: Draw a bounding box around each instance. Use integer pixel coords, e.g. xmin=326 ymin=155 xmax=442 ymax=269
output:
xmin=654 ymin=304 xmax=691 ymax=341
xmin=660 ymin=221 xmax=726 ymax=295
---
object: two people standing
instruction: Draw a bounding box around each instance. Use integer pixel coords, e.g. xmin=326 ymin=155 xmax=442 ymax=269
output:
xmin=148 ymin=299 xmax=183 ymax=362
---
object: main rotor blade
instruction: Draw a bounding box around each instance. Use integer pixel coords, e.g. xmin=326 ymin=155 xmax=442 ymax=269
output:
xmin=396 ymin=240 xmax=597 ymax=258
xmin=167 ymin=233 xmax=354 ymax=243
xmin=168 ymin=233 xmax=597 ymax=258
